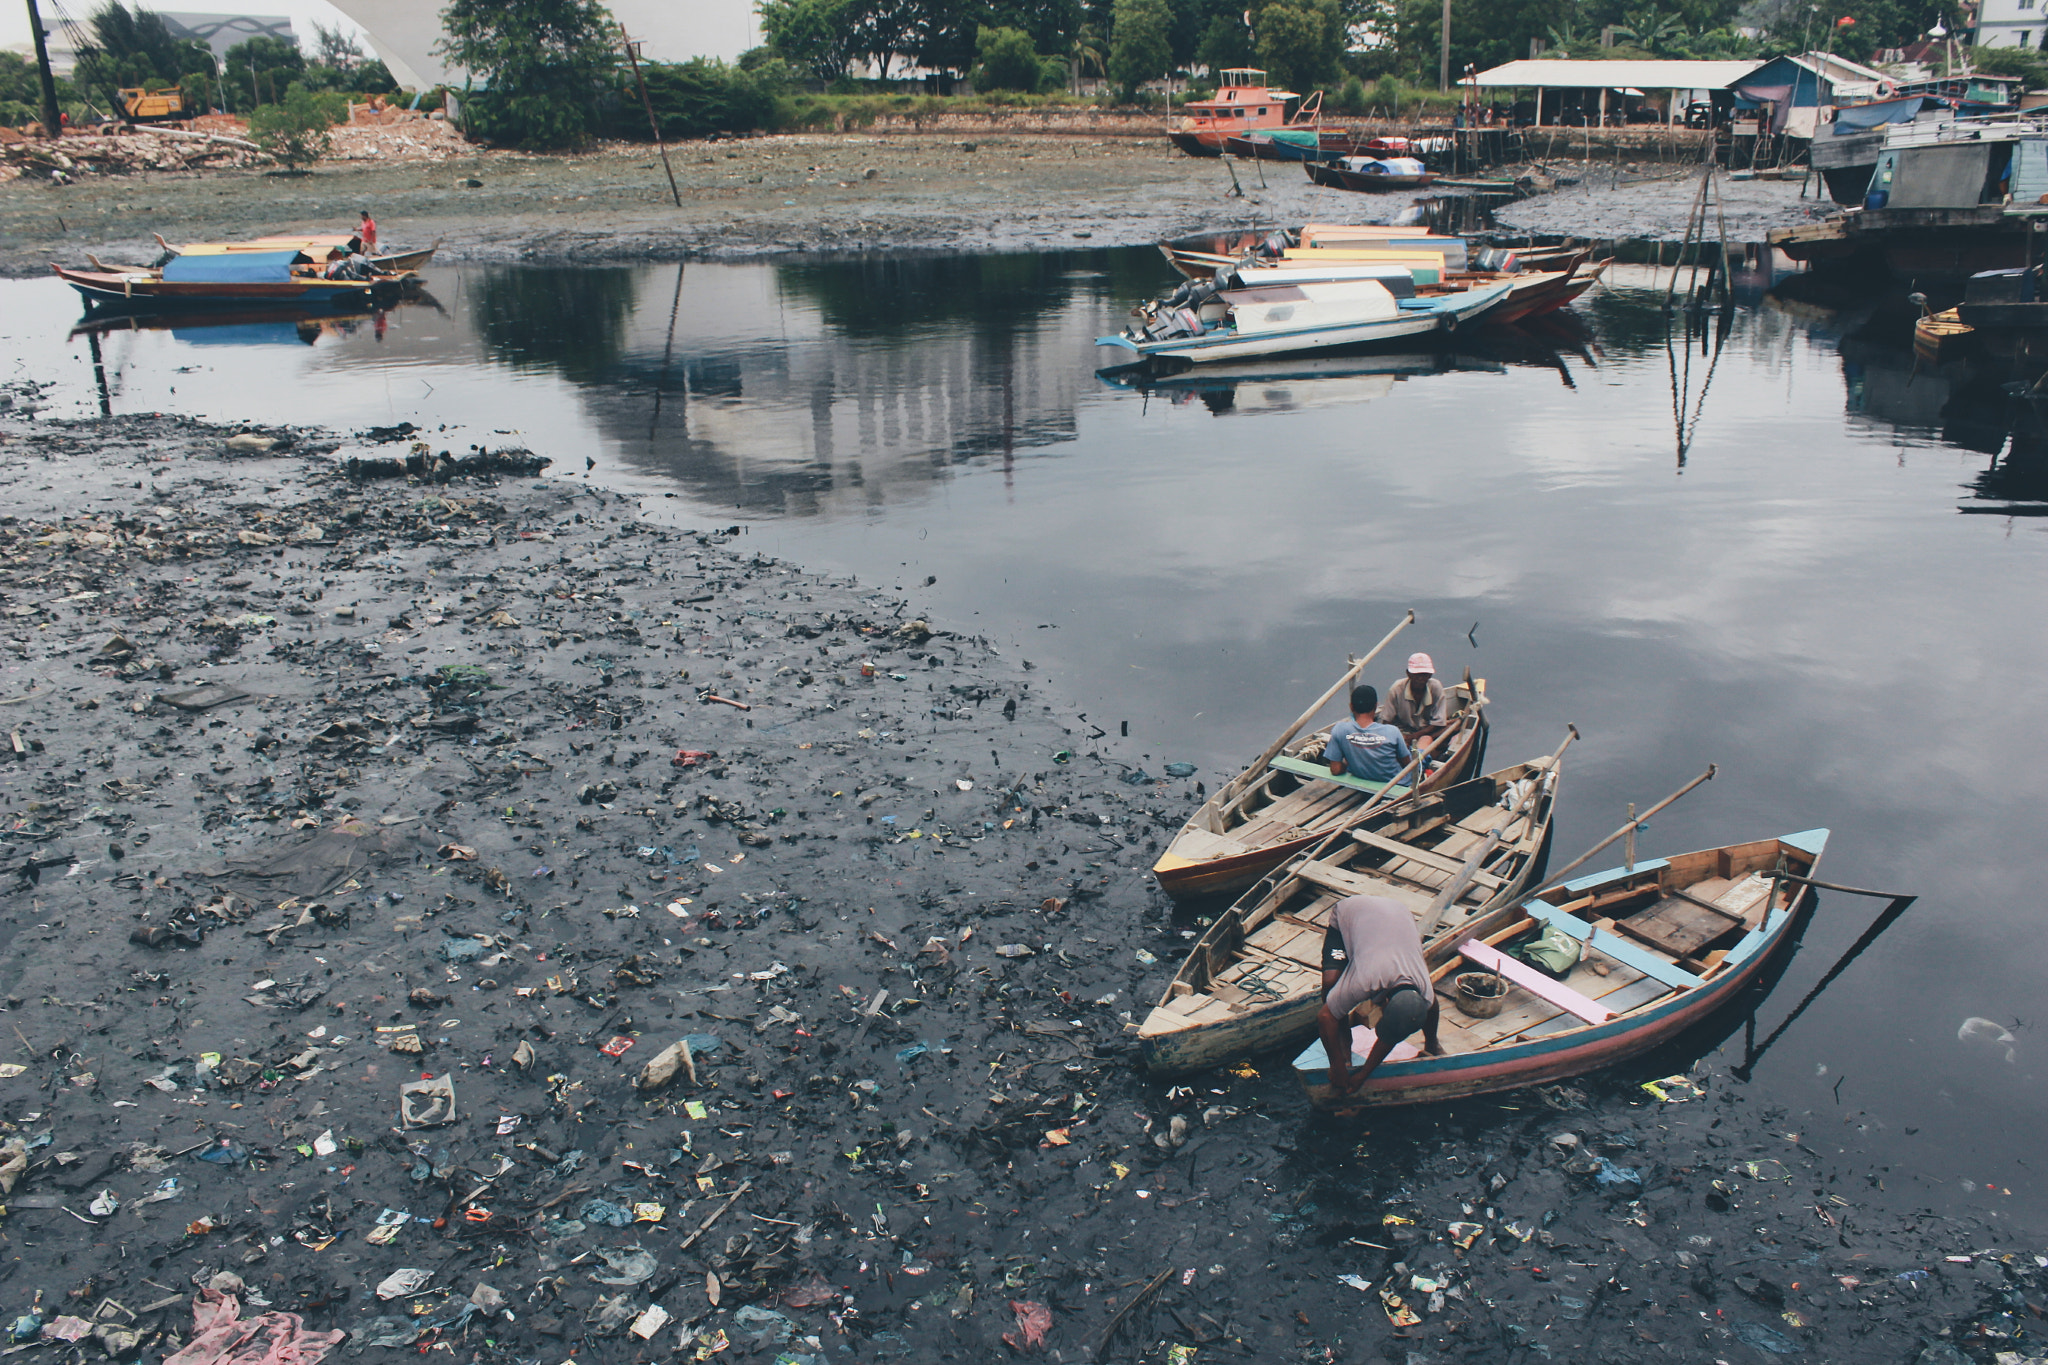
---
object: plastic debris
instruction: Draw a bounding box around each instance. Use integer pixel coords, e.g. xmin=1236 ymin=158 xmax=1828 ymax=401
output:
xmin=375 ymin=1270 xmax=432 ymax=1300
xmin=636 ymin=1038 xmax=697 ymax=1090
xmin=197 ymin=1139 xmax=250 ymax=1166
xmin=398 ymin=1075 xmax=456 ymax=1128
xmin=1164 ymin=762 xmax=1198 ymax=777
xmin=1002 ymin=1300 xmax=1051 ymax=1351
xmin=1338 ymin=1274 xmax=1373 ymax=1291
xmin=579 ymin=1198 xmax=634 ymax=1228
xmin=733 ymin=1304 xmax=794 ymax=1346
xmin=1960 ymin=1016 xmax=2019 ymax=1062
xmin=896 ymin=1042 xmax=929 ymax=1064
xmin=1641 ymin=1075 xmax=1704 ymax=1102
xmin=600 ymin=1035 xmax=636 ymax=1058
xmin=1733 ymin=1320 xmax=1799 ymax=1354
xmin=1593 ymin=1157 xmax=1644 ymax=1190
xmin=87 ymin=1190 xmax=118 ymax=1216
xmin=628 ymin=1305 xmax=669 ymax=1340
xmin=592 ymin=1249 xmax=658 ymax=1285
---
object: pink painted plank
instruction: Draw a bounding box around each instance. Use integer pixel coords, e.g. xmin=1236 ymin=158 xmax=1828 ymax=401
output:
xmin=1458 ymin=940 xmax=1616 ymax=1025
xmin=1350 ymin=1024 xmax=1424 ymax=1064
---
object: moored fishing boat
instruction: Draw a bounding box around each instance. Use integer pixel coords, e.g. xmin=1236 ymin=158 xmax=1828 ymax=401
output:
xmin=1308 ymin=158 xmax=1438 ymax=192
xmin=1139 ymin=741 xmax=1570 ymax=1077
xmin=154 ymin=231 xmax=439 ymax=274
xmin=1096 ymin=275 xmax=1513 ymax=363
xmin=1150 ymin=617 xmax=1486 ymax=902
xmin=1222 ymin=128 xmax=1344 ymax=162
xmin=53 ymin=249 xmax=422 ymax=309
xmin=1289 ymin=829 xmax=1828 ymax=1110
xmin=1167 ymin=69 xmax=1309 ymax=156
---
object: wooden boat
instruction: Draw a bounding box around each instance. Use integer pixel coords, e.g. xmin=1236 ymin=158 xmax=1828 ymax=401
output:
xmin=1223 ymin=128 xmax=1344 ymax=162
xmin=1152 ymin=630 xmax=1490 ymax=902
xmin=158 ymin=232 xmax=439 ymax=275
xmin=1096 ymin=276 xmax=1514 ymax=363
xmin=53 ymin=249 xmax=422 ymax=309
xmin=1289 ymin=829 xmax=1829 ymax=1110
xmin=1167 ymin=69 xmax=1308 ymax=157
xmin=1140 ymin=747 xmax=1567 ymax=1076
xmin=1308 ymin=159 xmax=1437 ymax=192
xmin=1914 ymin=306 xmax=1974 ymax=363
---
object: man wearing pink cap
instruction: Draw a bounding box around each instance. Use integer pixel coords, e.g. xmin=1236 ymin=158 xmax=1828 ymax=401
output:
xmin=1379 ymin=652 xmax=1449 ymax=745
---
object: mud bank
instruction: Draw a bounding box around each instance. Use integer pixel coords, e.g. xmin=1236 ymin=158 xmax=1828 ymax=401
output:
xmin=0 ymin=389 xmax=2037 ymax=1363
xmin=1489 ymin=171 xmax=1830 ymax=243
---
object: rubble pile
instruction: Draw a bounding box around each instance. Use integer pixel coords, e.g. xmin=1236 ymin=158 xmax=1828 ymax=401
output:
xmin=0 ymin=128 xmax=263 ymax=184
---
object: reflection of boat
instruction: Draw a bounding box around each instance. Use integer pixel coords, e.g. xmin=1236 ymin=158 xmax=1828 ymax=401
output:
xmin=1308 ymin=159 xmax=1438 ymax=192
xmin=68 ymin=295 xmax=436 ymax=347
xmin=1167 ymin=68 xmax=1309 ymax=157
xmin=1097 ymin=276 xmax=1515 ymax=363
xmin=1098 ymin=351 xmax=1500 ymax=415
xmin=53 ymin=249 xmax=423 ymax=308
xmin=1290 ymin=829 xmax=1827 ymax=1110
xmin=1141 ymin=751 xmax=1562 ymax=1077
xmin=1153 ymin=652 xmax=1489 ymax=904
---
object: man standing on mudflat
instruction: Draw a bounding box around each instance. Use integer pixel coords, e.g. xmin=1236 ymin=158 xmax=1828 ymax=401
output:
xmin=1316 ymin=894 xmax=1443 ymax=1094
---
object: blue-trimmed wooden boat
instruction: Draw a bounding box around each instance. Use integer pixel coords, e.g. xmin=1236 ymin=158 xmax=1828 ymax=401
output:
xmin=1289 ymin=829 xmax=1828 ymax=1110
xmin=1139 ymin=750 xmax=1565 ymax=1076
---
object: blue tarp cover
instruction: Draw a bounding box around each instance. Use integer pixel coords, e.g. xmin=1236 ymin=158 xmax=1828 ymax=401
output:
xmin=161 ymin=249 xmax=302 ymax=284
xmin=1833 ymin=96 xmax=1930 ymax=133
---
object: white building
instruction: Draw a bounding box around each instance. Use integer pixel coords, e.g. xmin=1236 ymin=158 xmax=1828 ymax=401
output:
xmin=1976 ymin=0 xmax=2044 ymax=48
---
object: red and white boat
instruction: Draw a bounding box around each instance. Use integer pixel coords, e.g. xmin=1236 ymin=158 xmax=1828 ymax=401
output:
xmin=1168 ymin=68 xmax=1311 ymax=157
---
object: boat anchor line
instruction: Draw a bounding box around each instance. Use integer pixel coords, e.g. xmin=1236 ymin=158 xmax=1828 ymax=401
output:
xmin=1729 ymin=890 xmax=1920 ymax=1083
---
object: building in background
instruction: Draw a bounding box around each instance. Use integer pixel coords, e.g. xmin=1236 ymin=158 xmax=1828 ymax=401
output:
xmin=1975 ymin=0 xmax=2043 ymax=48
xmin=159 ymin=11 xmax=297 ymax=60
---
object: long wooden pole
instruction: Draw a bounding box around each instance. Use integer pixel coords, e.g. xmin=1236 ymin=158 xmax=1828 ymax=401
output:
xmin=1232 ymin=610 xmax=1415 ymax=792
xmin=1527 ymin=763 xmax=1716 ymax=898
xmin=24 ymin=0 xmax=61 ymax=139
xmin=623 ymin=35 xmax=681 ymax=208
xmin=1416 ymin=724 xmax=1575 ymax=935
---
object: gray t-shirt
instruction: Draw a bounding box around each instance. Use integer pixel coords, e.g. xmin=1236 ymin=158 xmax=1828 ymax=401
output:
xmin=1323 ymin=894 xmax=1434 ymax=1023
xmin=1378 ymin=676 xmax=1448 ymax=731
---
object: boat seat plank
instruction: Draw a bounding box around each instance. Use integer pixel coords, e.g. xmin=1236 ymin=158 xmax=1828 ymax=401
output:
xmin=1455 ymin=959 xmax=1653 ymax=1047
xmin=1267 ymin=754 xmax=1407 ymax=796
xmin=1526 ymin=906 xmax=1703 ymax=990
xmin=1163 ymin=828 xmax=1249 ymax=862
xmin=1457 ymin=941 xmax=1616 ymax=1024
xmin=1518 ymin=976 xmax=1669 ymax=1036
xmin=1296 ymin=865 xmax=1435 ymax=913
xmin=1349 ymin=828 xmax=1477 ymax=877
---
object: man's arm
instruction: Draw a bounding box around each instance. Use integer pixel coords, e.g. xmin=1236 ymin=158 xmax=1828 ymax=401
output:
xmin=1338 ymin=1028 xmax=1400 ymax=1093
xmin=1317 ymin=1002 xmax=1355 ymax=1092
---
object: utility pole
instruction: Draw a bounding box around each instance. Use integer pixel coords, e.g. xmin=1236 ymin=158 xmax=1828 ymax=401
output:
xmin=24 ymin=0 xmax=62 ymax=139
xmin=1439 ymin=0 xmax=1452 ymax=91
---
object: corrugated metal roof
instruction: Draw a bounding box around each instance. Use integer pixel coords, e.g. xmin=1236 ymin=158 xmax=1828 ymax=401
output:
xmin=1472 ymin=59 xmax=1763 ymax=89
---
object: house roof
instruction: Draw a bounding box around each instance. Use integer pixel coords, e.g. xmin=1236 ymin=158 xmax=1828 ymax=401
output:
xmin=1471 ymin=59 xmax=1764 ymax=90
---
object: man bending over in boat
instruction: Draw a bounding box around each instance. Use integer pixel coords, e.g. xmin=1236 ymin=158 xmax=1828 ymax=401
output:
xmin=1325 ymin=684 xmax=1411 ymax=786
xmin=1317 ymin=894 xmax=1444 ymax=1094
xmin=1379 ymin=652 xmax=1448 ymax=746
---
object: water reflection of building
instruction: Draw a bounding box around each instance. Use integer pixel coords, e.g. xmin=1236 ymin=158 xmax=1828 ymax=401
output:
xmin=554 ymin=261 xmax=1128 ymax=518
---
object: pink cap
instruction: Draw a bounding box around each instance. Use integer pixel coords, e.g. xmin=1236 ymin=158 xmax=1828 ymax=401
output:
xmin=1406 ymin=652 xmax=1435 ymax=674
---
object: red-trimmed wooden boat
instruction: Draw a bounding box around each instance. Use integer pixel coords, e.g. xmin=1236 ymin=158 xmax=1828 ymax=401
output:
xmin=1289 ymin=829 xmax=1828 ymax=1110
xmin=1152 ymin=672 xmax=1489 ymax=903
xmin=1168 ymin=69 xmax=1308 ymax=157
xmin=1139 ymin=746 xmax=1567 ymax=1076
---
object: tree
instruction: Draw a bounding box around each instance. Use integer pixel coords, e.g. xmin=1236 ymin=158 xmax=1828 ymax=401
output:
xmin=224 ymin=36 xmax=307 ymax=111
xmin=312 ymin=21 xmax=363 ymax=67
xmin=976 ymin=25 xmax=1046 ymax=89
xmin=247 ymin=83 xmax=344 ymax=169
xmin=1109 ymin=0 xmax=1172 ymax=95
xmin=1256 ymin=0 xmax=1343 ymax=89
xmin=1195 ymin=12 xmax=1255 ymax=70
xmin=759 ymin=0 xmax=864 ymax=83
xmin=437 ymin=0 xmax=621 ymax=149
xmin=1068 ymin=22 xmax=1108 ymax=89
xmin=72 ymin=2 xmax=212 ymax=111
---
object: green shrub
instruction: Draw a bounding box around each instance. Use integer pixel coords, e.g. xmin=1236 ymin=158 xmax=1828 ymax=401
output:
xmin=974 ymin=25 xmax=1043 ymax=92
xmin=635 ymin=60 xmax=775 ymax=138
xmin=247 ymin=85 xmax=346 ymax=169
xmin=1335 ymin=74 xmax=1366 ymax=113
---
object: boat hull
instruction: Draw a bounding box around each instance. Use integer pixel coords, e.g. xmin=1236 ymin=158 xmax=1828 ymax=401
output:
xmin=1224 ymin=133 xmax=1337 ymax=162
xmin=1307 ymin=162 xmax=1437 ymax=192
xmin=1292 ymin=831 xmax=1827 ymax=1109
xmin=1169 ymin=131 xmax=1226 ymax=157
xmin=55 ymin=264 xmax=415 ymax=310
xmin=1098 ymin=279 xmax=1513 ymax=364
xmin=1152 ymin=715 xmax=1484 ymax=903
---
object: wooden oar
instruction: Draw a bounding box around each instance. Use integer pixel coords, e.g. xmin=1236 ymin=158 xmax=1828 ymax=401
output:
xmin=1227 ymin=609 xmax=1415 ymax=798
xmin=1416 ymin=725 xmax=1579 ymax=937
xmin=1526 ymin=764 xmax=1717 ymax=900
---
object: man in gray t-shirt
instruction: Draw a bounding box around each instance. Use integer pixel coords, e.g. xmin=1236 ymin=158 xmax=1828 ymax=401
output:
xmin=1315 ymin=894 xmax=1442 ymax=1094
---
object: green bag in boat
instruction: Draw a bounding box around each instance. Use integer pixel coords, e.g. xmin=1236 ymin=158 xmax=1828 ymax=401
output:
xmin=1514 ymin=923 xmax=1583 ymax=979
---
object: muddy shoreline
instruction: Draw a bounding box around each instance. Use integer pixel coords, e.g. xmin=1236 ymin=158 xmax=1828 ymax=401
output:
xmin=0 ymin=389 xmax=2035 ymax=1363
xmin=0 ymin=134 xmax=1830 ymax=279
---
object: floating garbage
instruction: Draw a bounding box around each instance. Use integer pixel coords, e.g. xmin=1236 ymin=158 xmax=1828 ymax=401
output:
xmin=1164 ymin=762 xmax=1198 ymax=777
xmin=398 ymin=1075 xmax=456 ymax=1129
xmin=579 ymin=1198 xmax=634 ymax=1228
xmin=1592 ymin=1157 xmax=1644 ymax=1190
xmin=1001 ymin=1301 xmax=1051 ymax=1351
xmin=376 ymin=1269 xmax=432 ymax=1300
xmin=1959 ymin=1016 xmax=2018 ymax=1062
xmin=592 ymin=1249 xmax=658 ymax=1285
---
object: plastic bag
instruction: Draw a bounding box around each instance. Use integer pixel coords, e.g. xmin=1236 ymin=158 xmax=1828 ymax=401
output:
xmin=1514 ymin=923 xmax=1582 ymax=978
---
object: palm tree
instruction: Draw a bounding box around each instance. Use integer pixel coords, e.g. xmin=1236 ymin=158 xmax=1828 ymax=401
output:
xmin=1069 ymin=24 xmax=1107 ymax=94
xmin=1614 ymin=7 xmax=1685 ymax=53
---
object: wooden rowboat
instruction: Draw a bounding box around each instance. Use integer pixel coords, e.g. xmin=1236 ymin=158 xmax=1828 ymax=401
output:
xmin=1139 ymin=747 xmax=1567 ymax=1077
xmin=1289 ymin=829 xmax=1828 ymax=1110
xmin=1913 ymin=306 xmax=1973 ymax=364
xmin=1307 ymin=160 xmax=1437 ymax=192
